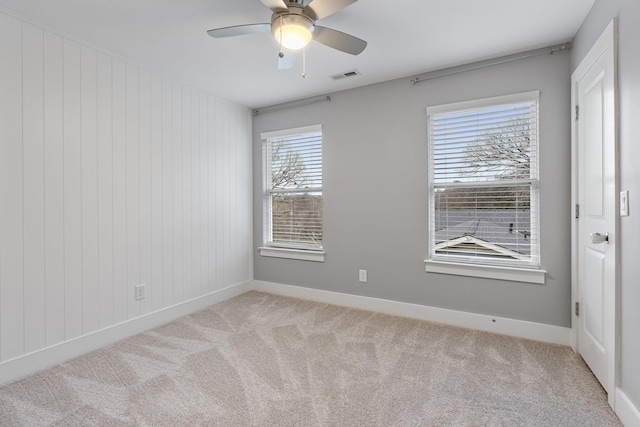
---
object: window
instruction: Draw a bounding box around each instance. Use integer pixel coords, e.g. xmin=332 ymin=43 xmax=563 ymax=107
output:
xmin=260 ymin=125 xmax=324 ymax=262
xmin=426 ymin=92 xmax=544 ymax=283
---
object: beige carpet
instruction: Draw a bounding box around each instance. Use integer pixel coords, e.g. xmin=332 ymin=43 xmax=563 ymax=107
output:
xmin=0 ymin=291 xmax=622 ymax=426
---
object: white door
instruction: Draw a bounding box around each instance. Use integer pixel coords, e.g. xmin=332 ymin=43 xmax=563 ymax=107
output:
xmin=572 ymin=20 xmax=617 ymax=403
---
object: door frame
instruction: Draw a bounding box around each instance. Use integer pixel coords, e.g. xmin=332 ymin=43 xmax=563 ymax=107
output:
xmin=570 ymin=18 xmax=619 ymax=408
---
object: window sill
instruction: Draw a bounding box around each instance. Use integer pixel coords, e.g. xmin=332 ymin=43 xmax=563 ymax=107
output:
xmin=424 ymin=260 xmax=546 ymax=284
xmin=259 ymin=247 xmax=325 ymax=262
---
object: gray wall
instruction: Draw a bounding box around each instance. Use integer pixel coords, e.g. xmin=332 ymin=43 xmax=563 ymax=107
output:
xmin=571 ymin=0 xmax=640 ymax=411
xmin=253 ymin=50 xmax=572 ymax=327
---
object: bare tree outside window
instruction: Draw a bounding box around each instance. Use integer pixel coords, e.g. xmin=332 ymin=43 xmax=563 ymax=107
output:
xmin=270 ymin=140 xmax=307 ymax=188
xmin=428 ymin=95 xmax=539 ymax=266
xmin=265 ymin=129 xmax=323 ymax=249
xmin=435 ymin=117 xmax=532 ymax=211
xmin=463 ymin=117 xmax=531 ymax=181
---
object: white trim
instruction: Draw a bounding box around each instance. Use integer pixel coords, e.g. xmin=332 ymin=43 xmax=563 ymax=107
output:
xmin=571 ymin=18 xmax=619 ymax=407
xmin=0 ymin=281 xmax=251 ymax=386
xmin=427 ymin=91 xmax=542 ymax=273
xmin=270 ymin=187 xmax=323 ymax=194
xmin=427 ymin=90 xmax=540 ymax=116
xmin=615 ymin=388 xmax=640 ymax=427
xmin=425 ymin=260 xmax=546 ymax=284
xmin=259 ymin=246 xmax=325 ymax=262
xmin=261 ymin=124 xmax=323 ymax=251
xmin=432 ymin=178 xmax=536 ymax=189
xmin=251 ymin=280 xmax=569 ymax=345
xmin=260 ymin=124 xmax=322 ymax=140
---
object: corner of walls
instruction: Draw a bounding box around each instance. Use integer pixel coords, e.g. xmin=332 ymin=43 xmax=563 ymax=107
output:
xmin=0 ymin=9 xmax=254 ymax=381
xmin=570 ymin=0 xmax=640 ymax=421
xmin=0 ymin=281 xmax=252 ymax=386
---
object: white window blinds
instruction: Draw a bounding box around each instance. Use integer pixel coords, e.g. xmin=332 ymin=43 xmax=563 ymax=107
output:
xmin=262 ymin=125 xmax=323 ymax=250
xmin=427 ymin=92 xmax=540 ymax=268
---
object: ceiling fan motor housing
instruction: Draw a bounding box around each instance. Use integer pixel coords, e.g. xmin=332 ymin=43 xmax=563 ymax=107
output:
xmin=271 ymin=6 xmax=316 ymax=50
xmin=271 ymin=8 xmax=316 ymax=31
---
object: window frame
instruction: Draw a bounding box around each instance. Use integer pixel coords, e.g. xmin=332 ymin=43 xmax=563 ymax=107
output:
xmin=425 ymin=91 xmax=545 ymax=284
xmin=259 ymin=125 xmax=325 ymax=262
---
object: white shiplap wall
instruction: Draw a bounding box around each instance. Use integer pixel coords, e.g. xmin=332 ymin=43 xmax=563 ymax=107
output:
xmin=0 ymin=12 xmax=252 ymax=365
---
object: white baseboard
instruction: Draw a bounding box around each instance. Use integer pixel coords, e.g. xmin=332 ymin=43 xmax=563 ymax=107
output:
xmin=0 ymin=281 xmax=251 ymax=386
xmin=616 ymin=388 xmax=640 ymax=427
xmin=1 ymin=279 xmax=574 ymax=387
xmin=251 ymin=280 xmax=570 ymax=345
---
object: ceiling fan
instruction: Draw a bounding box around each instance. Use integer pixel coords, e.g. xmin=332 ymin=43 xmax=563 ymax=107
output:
xmin=207 ymin=0 xmax=367 ymax=69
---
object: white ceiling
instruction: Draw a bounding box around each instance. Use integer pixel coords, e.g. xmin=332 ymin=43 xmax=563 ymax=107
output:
xmin=0 ymin=0 xmax=595 ymax=109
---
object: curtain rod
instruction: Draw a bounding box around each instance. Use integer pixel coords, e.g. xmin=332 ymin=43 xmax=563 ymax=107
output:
xmin=252 ymin=95 xmax=331 ymax=116
xmin=410 ymin=42 xmax=571 ymax=86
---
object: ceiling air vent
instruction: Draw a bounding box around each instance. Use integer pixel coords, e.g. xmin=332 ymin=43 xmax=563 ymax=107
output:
xmin=329 ymin=69 xmax=361 ymax=81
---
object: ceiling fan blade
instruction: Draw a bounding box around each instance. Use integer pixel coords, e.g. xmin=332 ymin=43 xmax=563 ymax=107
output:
xmin=207 ymin=23 xmax=271 ymax=38
xmin=313 ymin=26 xmax=367 ymax=55
xmin=259 ymin=0 xmax=289 ymax=13
xmin=278 ymin=51 xmax=297 ymax=70
xmin=304 ymin=0 xmax=358 ymax=20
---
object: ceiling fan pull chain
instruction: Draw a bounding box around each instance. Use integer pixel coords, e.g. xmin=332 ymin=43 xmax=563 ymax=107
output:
xmin=278 ymin=15 xmax=284 ymax=59
xmin=302 ymin=48 xmax=307 ymax=78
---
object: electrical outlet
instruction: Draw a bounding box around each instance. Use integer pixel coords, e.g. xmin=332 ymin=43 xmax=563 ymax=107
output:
xmin=358 ymin=269 xmax=367 ymax=283
xmin=135 ymin=284 xmax=146 ymax=301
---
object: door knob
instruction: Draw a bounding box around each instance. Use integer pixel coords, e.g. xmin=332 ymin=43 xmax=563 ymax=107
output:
xmin=590 ymin=232 xmax=609 ymax=244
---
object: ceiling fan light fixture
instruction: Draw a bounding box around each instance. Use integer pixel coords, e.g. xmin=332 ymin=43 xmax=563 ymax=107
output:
xmin=272 ymin=14 xmax=314 ymax=50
